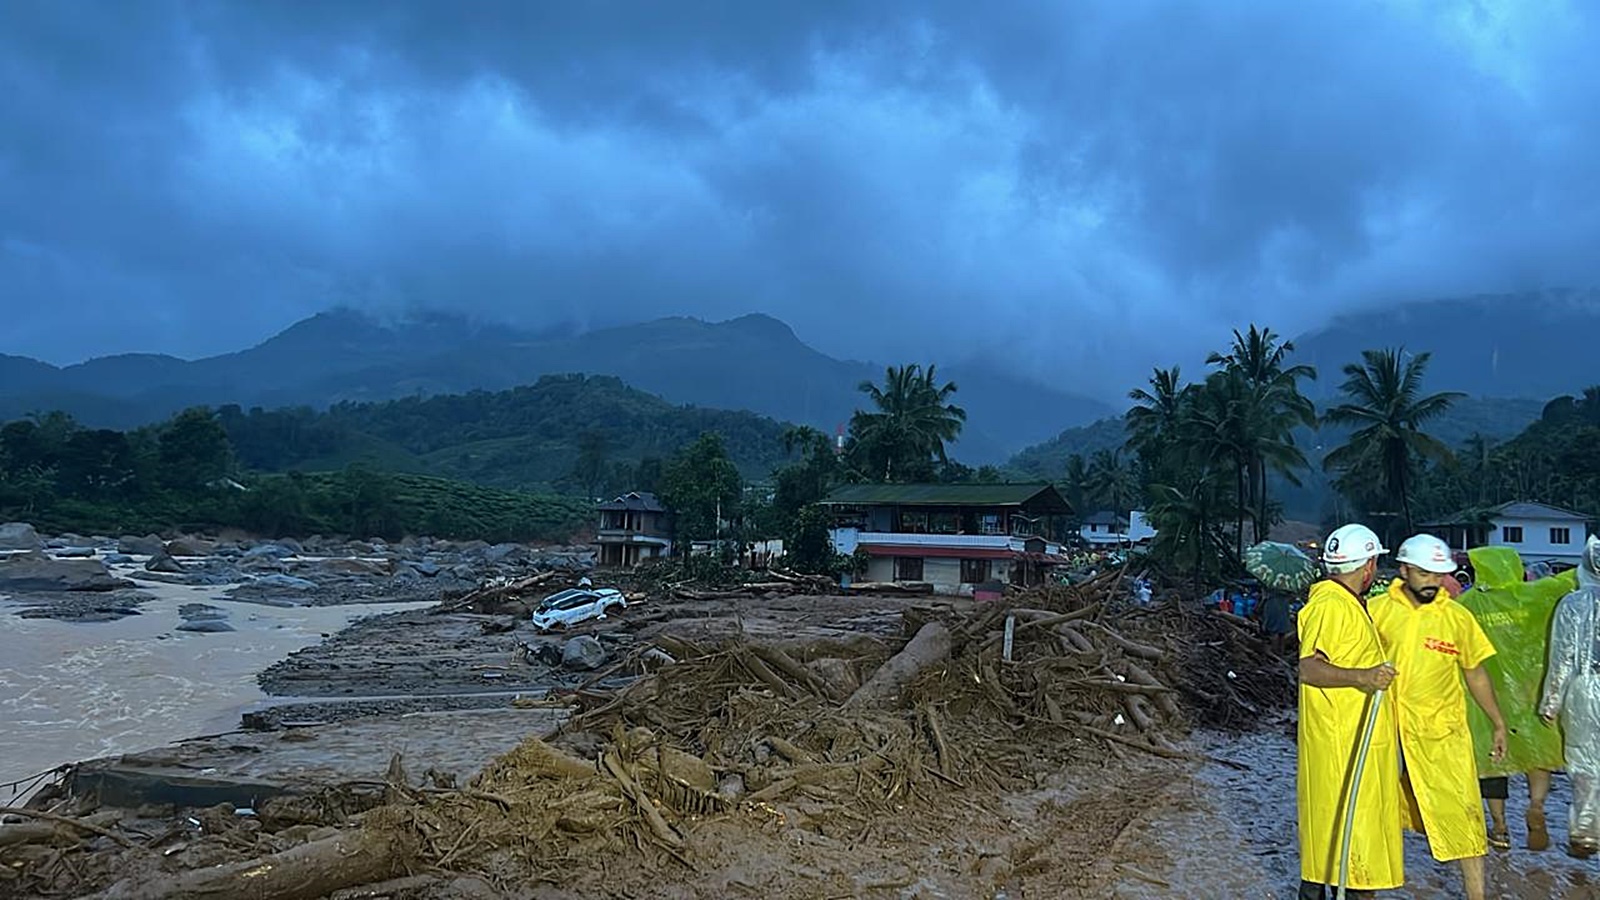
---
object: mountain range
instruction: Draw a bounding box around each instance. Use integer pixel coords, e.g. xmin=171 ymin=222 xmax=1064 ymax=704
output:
xmin=0 ymin=310 xmax=1110 ymax=464
xmin=3 ymin=291 xmax=1596 ymax=469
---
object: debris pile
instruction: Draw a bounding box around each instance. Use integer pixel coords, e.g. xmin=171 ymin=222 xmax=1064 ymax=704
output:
xmin=3 ymin=574 xmax=1295 ymax=899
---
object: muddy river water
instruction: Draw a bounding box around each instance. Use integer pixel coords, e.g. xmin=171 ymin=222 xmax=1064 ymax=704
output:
xmin=0 ymin=580 xmax=431 ymax=794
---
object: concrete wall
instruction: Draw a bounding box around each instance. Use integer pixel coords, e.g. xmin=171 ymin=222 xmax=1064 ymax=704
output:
xmin=1493 ymin=515 xmax=1588 ymax=562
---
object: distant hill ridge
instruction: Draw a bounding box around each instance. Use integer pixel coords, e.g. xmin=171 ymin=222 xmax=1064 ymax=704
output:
xmin=0 ymin=310 xmax=1111 ymax=464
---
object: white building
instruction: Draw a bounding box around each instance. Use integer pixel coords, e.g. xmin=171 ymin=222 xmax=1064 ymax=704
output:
xmin=1425 ymin=500 xmax=1593 ymax=566
xmin=1079 ymin=510 xmax=1157 ymax=546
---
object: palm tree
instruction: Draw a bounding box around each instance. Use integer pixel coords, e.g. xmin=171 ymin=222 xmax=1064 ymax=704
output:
xmin=1323 ymin=348 xmax=1463 ymax=534
xmin=1086 ymin=448 xmax=1139 ymax=521
xmin=1146 ymin=474 xmax=1233 ymax=585
xmin=849 ymin=363 xmax=967 ymax=481
xmin=1062 ymin=453 xmax=1091 ymax=515
xmin=1181 ymin=370 xmax=1253 ymax=555
xmin=1126 ymin=366 xmax=1190 ymax=475
xmin=1206 ymin=325 xmax=1316 ymax=540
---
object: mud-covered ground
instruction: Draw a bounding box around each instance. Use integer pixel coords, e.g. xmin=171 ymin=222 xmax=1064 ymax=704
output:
xmin=14 ymin=553 xmax=1600 ymax=900
xmin=248 ymin=592 xmax=932 ymax=726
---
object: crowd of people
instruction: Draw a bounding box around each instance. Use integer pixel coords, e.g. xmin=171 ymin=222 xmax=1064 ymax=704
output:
xmin=1295 ymin=524 xmax=1600 ymax=899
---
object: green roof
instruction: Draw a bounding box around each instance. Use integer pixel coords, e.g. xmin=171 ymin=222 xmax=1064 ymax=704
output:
xmin=820 ymin=483 xmax=1071 ymax=512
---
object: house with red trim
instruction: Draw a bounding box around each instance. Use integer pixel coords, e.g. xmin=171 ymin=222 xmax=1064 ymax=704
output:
xmin=821 ymin=483 xmax=1075 ymax=592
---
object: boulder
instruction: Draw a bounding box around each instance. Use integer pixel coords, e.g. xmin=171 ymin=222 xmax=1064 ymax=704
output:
xmin=313 ymin=557 xmax=391 ymax=577
xmin=103 ymin=553 xmax=134 ymax=565
xmin=243 ymin=543 xmax=297 ymax=561
xmin=560 ymin=636 xmax=607 ymax=670
xmin=55 ymin=546 xmax=97 ymax=558
xmin=177 ymin=619 xmax=237 ymax=633
xmin=0 ymin=522 xmax=43 ymax=552
xmin=145 ymin=552 xmax=187 ymax=574
xmin=407 ymin=561 xmax=442 ymax=578
xmin=178 ymin=603 xmax=229 ymax=621
xmin=166 ymin=537 xmax=216 ymax=557
xmin=483 ymin=542 xmax=523 ymax=564
xmin=252 ymin=574 xmax=319 ymax=592
xmin=118 ymin=534 xmax=167 ymax=556
xmin=0 ymin=552 xmax=131 ymax=592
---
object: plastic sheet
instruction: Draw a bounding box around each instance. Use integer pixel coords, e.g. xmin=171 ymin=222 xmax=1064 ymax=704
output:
xmin=1457 ymin=546 xmax=1578 ymax=775
xmin=1539 ymin=537 xmax=1600 ymax=843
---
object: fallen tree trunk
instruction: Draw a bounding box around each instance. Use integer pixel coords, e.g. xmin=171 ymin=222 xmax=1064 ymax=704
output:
xmin=844 ymin=622 xmax=951 ymax=709
xmin=88 ymin=825 xmax=415 ymax=900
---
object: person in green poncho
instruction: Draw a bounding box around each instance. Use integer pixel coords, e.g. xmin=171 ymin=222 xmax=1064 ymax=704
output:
xmin=1457 ymin=546 xmax=1580 ymax=851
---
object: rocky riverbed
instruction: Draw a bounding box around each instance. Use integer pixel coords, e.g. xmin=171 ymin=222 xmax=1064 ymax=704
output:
xmin=0 ymin=520 xmax=595 ymax=623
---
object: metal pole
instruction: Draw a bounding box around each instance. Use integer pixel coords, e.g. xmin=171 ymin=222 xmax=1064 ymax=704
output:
xmin=1002 ymin=615 xmax=1016 ymax=663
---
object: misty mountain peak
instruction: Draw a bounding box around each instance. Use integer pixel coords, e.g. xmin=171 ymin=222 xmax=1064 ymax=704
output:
xmin=717 ymin=313 xmax=800 ymax=343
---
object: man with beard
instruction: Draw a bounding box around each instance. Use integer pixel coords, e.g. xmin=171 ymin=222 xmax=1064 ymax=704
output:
xmin=1371 ymin=533 xmax=1506 ymax=900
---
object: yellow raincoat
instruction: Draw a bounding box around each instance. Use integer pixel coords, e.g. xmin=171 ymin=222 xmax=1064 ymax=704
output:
xmin=1298 ymin=579 xmax=1403 ymax=890
xmin=1371 ymin=578 xmax=1497 ymax=861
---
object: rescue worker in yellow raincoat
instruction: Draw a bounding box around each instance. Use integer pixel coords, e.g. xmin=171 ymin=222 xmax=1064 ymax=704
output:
xmin=1371 ymin=534 xmax=1506 ymax=900
xmin=1298 ymin=524 xmax=1402 ymax=899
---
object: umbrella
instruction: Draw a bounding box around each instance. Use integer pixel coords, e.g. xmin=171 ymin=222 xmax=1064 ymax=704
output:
xmin=1244 ymin=540 xmax=1317 ymax=592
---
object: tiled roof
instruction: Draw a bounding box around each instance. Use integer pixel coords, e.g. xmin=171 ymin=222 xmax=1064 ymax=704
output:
xmin=596 ymin=491 xmax=666 ymax=512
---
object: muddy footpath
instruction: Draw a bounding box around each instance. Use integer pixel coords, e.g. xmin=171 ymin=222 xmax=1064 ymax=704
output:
xmin=5 ymin=527 xmax=1600 ymax=898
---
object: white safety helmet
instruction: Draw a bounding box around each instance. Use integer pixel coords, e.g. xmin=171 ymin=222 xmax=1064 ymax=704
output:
xmin=1322 ymin=523 xmax=1388 ymax=567
xmin=1395 ymin=534 xmax=1457 ymax=574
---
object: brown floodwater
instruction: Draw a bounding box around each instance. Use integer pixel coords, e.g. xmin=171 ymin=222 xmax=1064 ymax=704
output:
xmin=0 ymin=573 xmax=431 ymax=796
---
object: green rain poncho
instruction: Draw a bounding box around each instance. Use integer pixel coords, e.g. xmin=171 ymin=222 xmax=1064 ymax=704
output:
xmin=1456 ymin=546 xmax=1579 ymax=775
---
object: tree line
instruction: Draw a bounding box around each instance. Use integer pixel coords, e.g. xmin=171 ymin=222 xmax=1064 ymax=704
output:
xmin=0 ymin=408 xmax=588 ymax=541
xmin=1054 ymin=326 xmax=1600 ymax=584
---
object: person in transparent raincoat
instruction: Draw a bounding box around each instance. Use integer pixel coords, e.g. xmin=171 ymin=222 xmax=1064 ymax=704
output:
xmin=1539 ymin=535 xmax=1600 ymax=857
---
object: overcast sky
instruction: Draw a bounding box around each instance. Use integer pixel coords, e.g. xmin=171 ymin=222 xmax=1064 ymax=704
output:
xmin=3 ymin=1 xmax=1598 ymax=397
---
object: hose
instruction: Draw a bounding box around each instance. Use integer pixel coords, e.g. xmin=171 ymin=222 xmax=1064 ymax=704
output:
xmin=1336 ymin=665 xmax=1389 ymax=900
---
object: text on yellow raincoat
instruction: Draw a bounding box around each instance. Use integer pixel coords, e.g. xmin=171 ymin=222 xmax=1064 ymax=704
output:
xmin=1371 ymin=578 xmax=1496 ymax=862
xmin=1298 ymin=579 xmax=1404 ymax=890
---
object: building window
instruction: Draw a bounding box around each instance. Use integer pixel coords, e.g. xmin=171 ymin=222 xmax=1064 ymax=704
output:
xmin=961 ymin=558 xmax=991 ymax=584
xmin=895 ymin=557 xmax=924 ymax=581
xmin=980 ymin=514 xmax=1003 ymax=535
xmin=898 ymin=512 xmax=928 ymax=533
xmin=1502 ymin=526 xmax=1524 ymax=543
xmin=1552 ymin=527 xmax=1572 ymax=545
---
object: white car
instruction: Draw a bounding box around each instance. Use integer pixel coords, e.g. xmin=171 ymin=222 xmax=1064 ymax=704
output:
xmin=530 ymin=587 xmax=627 ymax=631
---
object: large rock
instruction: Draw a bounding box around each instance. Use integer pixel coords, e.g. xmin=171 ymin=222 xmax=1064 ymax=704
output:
xmin=145 ymin=552 xmax=186 ymax=574
xmin=252 ymin=574 xmax=319 ymax=592
xmin=166 ymin=537 xmax=216 ymax=557
xmin=0 ymin=552 xmax=131 ymax=592
xmin=0 ymin=522 xmax=43 ymax=552
xmin=483 ymin=542 xmax=523 ymax=564
xmin=243 ymin=543 xmax=298 ymax=561
xmin=560 ymin=636 xmax=607 ymax=671
xmin=312 ymin=557 xmax=392 ymax=577
xmin=118 ymin=534 xmax=166 ymax=556
xmin=177 ymin=619 xmax=236 ymax=633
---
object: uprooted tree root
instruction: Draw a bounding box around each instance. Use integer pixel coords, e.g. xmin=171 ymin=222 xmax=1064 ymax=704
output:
xmin=14 ymin=582 xmax=1290 ymax=900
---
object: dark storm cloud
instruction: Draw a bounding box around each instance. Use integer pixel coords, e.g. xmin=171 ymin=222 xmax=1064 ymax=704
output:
xmin=2 ymin=1 xmax=1597 ymax=397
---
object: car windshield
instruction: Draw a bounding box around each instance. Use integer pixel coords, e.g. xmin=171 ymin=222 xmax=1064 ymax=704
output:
xmin=537 ymin=589 xmax=590 ymax=611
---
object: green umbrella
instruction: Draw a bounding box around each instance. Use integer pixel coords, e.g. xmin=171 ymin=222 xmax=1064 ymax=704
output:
xmin=1244 ymin=540 xmax=1316 ymax=591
